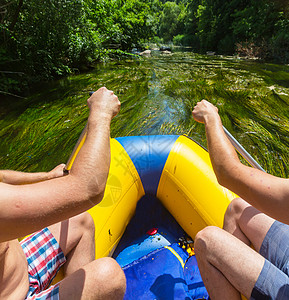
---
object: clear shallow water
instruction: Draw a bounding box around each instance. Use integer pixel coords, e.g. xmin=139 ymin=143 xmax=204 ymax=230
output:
xmin=0 ymin=51 xmax=288 ymax=177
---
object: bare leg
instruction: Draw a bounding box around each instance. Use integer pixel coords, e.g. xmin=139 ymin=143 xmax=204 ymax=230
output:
xmin=58 ymin=257 xmax=126 ymax=300
xmin=49 ymin=212 xmax=95 ymax=276
xmin=49 ymin=212 xmax=126 ymax=299
xmin=223 ymin=198 xmax=275 ymax=252
xmin=195 ymin=198 xmax=276 ymax=300
xmin=195 ymin=226 xmax=264 ymax=299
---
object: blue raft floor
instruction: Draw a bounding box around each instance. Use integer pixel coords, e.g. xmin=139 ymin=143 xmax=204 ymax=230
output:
xmin=113 ymin=195 xmax=186 ymax=267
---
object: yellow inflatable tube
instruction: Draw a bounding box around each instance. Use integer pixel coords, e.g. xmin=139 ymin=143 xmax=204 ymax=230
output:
xmin=66 ymin=134 xmax=237 ymax=259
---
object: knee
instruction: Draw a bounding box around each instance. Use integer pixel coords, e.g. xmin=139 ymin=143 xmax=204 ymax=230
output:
xmin=194 ymin=226 xmax=220 ymax=258
xmin=92 ymin=257 xmax=126 ymax=298
xmin=73 ymin=212 xmax=95 ymax=235
xmin=224 ymin=197 xmax=247 ymax=224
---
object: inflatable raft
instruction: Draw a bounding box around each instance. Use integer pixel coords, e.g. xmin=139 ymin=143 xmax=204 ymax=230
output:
xmin=66 ymin=134 xmax=237 ymax=299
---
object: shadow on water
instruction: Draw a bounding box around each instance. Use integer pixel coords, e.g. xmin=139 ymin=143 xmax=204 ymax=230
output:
xmin=0 ymin=51 xmax=288 ymax=177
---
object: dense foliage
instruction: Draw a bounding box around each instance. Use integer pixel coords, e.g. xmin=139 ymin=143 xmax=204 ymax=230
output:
xmin=0 ymin=0 xmax=159 ymax=95
xmin=1 ymin=0 xmax=289 ymax=95
xmin=158 ymin=0 xmax=289 ymax=62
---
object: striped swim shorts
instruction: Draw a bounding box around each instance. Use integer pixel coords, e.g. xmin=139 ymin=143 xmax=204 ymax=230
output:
xmin=20 ymin=227 xmax=66 ymax=300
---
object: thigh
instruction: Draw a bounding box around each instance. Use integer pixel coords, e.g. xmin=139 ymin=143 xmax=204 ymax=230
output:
xmin=57 ymin=258 xmax=125 ymax=300
xmin=196 ymin=226 xmax=265 ymax=299
xmin=48 ymin=213 xmax=88 ymax=257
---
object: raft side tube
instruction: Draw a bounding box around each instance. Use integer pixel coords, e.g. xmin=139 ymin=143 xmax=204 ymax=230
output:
xmin=89 ymin=135 xmax=237 ymax=258
xmin=88 ymin=138 xmax=145 ymax=258
xmin=53 ymin=134 xmax=237 ymax=285
xmin=157 ymin=135 xmax=237 ymax=239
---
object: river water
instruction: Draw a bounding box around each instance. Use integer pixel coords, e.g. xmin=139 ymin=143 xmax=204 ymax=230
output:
xmin=0 ymin=51 xmax=288 ymax=176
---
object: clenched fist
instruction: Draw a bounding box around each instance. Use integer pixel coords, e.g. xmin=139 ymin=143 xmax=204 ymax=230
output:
xmin=88 ymin=87 xmax=121 ymax=120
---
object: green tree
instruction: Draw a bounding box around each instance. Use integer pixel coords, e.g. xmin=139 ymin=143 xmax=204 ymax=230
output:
xmin=159 ymin=1 xmax=181 ymax=42
xmin=113 ymin=0 xmax=159 ymax=49
xmin=182 ymin=0 xmax=289 ymax=59
xmin=0 ymin=0 xmax=160 ymax=95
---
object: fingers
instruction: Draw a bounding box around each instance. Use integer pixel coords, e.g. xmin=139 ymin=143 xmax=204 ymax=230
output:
xmin=96 ymin=86 xmax=114 ymax=95
xmin=192 ymin=99 xmax=219 ymax=124
xmin=88 ymin=87 xmax=115 ymax=101
xmin=52 ymin=163 xmax=66 ymax=171
xmin=192 ymin=99 xmax=217 ymax=112
xmin=87 ymin=86 xmax=121 ymax=119
xmin=49 ymin=163 xmax=68 ymax=179
xmin=193 ymin=99 xmax=211 ymax=109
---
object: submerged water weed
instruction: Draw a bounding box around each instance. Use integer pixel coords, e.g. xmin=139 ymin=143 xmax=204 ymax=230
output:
xmin=0 ymin=91 xmax=89 ymax=171
xmin=155 ymin=54 xmax=289 ymax=176
xmin=0 ymin=52 xmax=288 ymax=177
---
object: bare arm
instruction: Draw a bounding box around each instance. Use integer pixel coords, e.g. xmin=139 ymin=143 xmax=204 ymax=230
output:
xmin=0 ymin=87 xmax=120 ymax=242
xmin=192 ymin=100 xmax=289 ymax=224
xmin=0 ymin=164 xmax=66 ymax=185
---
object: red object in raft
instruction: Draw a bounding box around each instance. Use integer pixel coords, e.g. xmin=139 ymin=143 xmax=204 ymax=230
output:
xmin=146 ymin=228 xmax=158 ymax=235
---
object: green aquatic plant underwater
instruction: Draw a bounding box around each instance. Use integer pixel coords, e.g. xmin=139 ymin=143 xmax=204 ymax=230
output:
xmin=0 ymin=52 xmax=288 ymax=177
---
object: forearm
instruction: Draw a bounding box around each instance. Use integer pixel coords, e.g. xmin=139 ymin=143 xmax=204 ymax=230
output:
xmin=0 ymin=115 xmax=112 ymax=241
xmin=0 ymin=170 xmax=52 ymax=185
xmin=0 ymin=87 xmax=120 ymax=241
xmin=204 ymin=115 xmax=270 ymax=202
xmin=193 ymin=100 xmax=289 ymax=223
xmin=204 ymin=113 xmax=241 ymax=187
xmin=204 ymin=111 xmax=289 ymax=222
xmin=69 ymin=112 xmax=112 ymax=204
